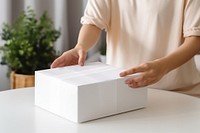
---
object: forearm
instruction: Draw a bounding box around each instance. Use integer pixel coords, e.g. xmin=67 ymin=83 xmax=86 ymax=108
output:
xmin=75 ymin=24 xmax=101 ymax=52
xmin=162 ymin=36 xmax=200 ymax=73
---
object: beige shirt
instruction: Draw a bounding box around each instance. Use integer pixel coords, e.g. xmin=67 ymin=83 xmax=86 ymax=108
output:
xmin=81 ymin=0 xmax=200 ymax=96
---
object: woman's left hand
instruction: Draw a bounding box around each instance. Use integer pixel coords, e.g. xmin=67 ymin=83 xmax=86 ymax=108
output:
xmin=119 ymin=59 xmax=168 ymax=88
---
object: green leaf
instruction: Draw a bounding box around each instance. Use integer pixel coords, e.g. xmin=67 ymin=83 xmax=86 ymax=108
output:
xmin=0 ymin=7 xmax=61 ymax=75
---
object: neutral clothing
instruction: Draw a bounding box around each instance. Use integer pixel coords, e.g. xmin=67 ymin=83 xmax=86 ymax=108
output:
xmin=81 ymin=0 xmax=200 ymax=96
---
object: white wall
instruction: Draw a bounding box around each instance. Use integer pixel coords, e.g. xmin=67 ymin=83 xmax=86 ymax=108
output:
xmin=0 ymin=0 xmax=11 ymax=91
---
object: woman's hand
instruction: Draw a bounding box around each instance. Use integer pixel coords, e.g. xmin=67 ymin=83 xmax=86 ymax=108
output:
xmin=120 ymin=36 xmax=200 ymax=88
xmin=50 ymin=47 xmax=87 ymax=68
xmin=119 ymin=59 xmax=168 ymax=88
xmin=51 ymin=24 xmax=101 ymax=68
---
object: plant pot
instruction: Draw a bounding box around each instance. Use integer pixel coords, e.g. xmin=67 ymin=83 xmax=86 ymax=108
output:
xmin=10 ymin=71 xmax=35 ymax=89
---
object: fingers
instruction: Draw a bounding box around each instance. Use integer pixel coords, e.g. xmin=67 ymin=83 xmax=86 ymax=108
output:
xmin=119 ymin=63 xmax=152 ymax=87
xmin=120 ymin=61 xmax=166 ymax=88
xmin=125 ymin=72 xmax=158 ymax=88
xmin=124 ymin=64 xmax=156 ymax=88
xmin=50 ymin=56 xmax=65 ymax=68
xmin=120 ymin=63 xmax=148 ymax=77
xmin=51 ymin=49 xmax=87 ymax=68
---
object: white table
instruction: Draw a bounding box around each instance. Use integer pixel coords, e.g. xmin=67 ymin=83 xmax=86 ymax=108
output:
xmin=0 ymin=88 xmax=200 ymax=133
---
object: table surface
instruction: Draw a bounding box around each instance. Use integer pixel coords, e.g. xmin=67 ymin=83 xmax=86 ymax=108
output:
xmin=0 ymin=88 xmax=200 ymax=133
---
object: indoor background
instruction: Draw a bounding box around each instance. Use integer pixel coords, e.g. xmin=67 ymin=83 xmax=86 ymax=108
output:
xmin=0 ymin=0 xmax=199 ymax=91
xmin=0 ymin=0 xmax=106 ymax=91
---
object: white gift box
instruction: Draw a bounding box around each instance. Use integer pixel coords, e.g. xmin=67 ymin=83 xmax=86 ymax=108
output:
xmin=35 ymin=62 xmax=147 ymax=123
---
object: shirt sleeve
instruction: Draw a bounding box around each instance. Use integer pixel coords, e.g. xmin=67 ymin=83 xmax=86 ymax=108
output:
xmin=183 ymin=0 xmax=200 ymax=37
xmin=80 ymin=0 xmax=111 ymax=31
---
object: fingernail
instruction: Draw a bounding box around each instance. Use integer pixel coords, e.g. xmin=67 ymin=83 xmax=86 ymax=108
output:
xmin=50 ymin=65 xmax=54 ymax=69
xmin=79 ymin=62 xmax=84 ymax=66
xmin=120 ymin=73 xmax=125 ymax=77
xmin=125 ymin=80 xmax=130 ymax=84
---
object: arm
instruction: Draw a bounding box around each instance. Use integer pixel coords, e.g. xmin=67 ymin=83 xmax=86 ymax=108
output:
xmin=75 ymin=24 xmax=101 ymax=53
xmin=75 ymin=24 xmax=102 ymax=65
xmin=51 ymin=24 xmax=101 ymax=68
xmin=162 ymin=36 xmax=200 ymax=73
xmin=120 ymin=36 xmax=200 ymax=88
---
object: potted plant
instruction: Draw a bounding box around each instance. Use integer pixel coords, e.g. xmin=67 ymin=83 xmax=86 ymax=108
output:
xmin=0 ymin=7 xmax=60 ymax=89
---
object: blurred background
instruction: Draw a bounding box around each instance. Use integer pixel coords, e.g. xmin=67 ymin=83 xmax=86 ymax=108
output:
xmin=0 ymin=0 xmax=199 ymax=91
xmin=0 ymin=0 xmax=106 ymax=91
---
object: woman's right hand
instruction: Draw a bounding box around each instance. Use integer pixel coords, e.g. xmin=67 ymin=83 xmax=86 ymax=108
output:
xmin=50 ymin=47 xmax=87 ymax=68
xmin=51 ymin=24 xmax=101 ymax=69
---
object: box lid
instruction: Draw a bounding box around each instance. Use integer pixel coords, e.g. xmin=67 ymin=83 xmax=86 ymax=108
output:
xmin=36 ymin=62 xmax=127 ymax=86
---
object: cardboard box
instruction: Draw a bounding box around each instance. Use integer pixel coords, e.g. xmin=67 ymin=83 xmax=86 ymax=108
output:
xmin=35 ymin=62 xmax=147 ymax=123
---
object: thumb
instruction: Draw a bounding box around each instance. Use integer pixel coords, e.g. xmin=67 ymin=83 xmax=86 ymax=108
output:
xmin=78 ymin=50 xmax=86 ymax=66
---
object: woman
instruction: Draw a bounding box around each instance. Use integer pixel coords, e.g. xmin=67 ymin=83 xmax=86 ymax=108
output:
xmin=51 ymin=0 xmax=200 ymax=97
